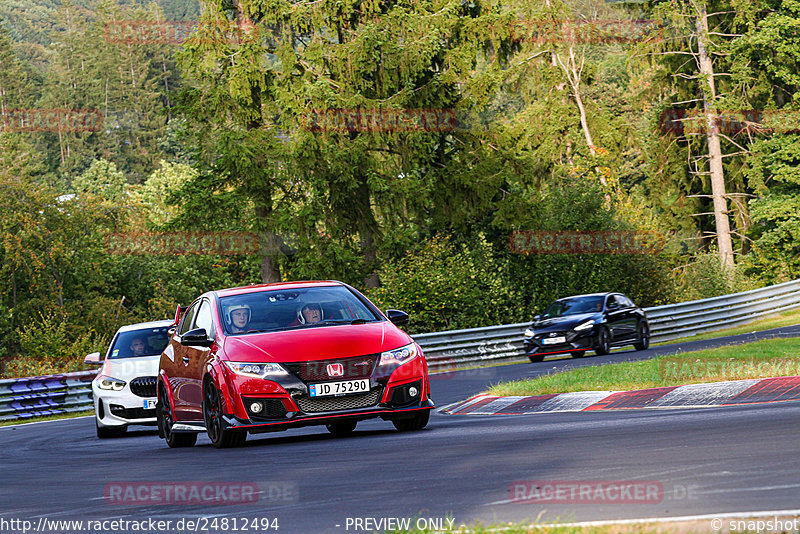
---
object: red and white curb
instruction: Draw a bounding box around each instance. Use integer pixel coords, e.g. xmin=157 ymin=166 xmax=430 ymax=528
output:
xmin=442 ymin=376 xmax=800 ymax=415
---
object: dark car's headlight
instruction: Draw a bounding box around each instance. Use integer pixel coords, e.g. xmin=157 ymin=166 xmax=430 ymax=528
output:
xmin=574 ymin=320 xmax=595 ymax=332
xmin=524 ymin=328 xmax=535 ymax=338
xmin=96 ymin=375 xmax=126 ymax=391
xmin=379 ymin=343 xmax=419 ymax=366
xmin=225 ymin=361 xmax=290 ymax=379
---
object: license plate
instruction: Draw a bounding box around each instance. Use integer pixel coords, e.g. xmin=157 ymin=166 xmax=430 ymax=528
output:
xmin=309 ymin=379 xmax=370 ymax=398
xmin=143 ymin=398 xmax=157 ymax=409
xmin=542 ymin=336 xmax=566 ymax=345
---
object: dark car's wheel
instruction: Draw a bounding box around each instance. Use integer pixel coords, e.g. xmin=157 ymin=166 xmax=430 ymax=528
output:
xmin=96 ymin=420 xmax=126 ymax=439
xmin=157 ymin=386 xmax=197 ymax=448
xmin=326 ymin=420 xmax=357 ymax=437
xmin=392 ymin=410 xmax=430 ymax=432
xmin=571 ymin=351 xmax=586 ymax=358
xmin=633 ymin=322 xmax=650 ymax=351
xmin=594 ymin=327 xmax=611 ymax=356
xmin=528 ymin=354 xmax=544 ymax=363
xmin=203 ymin=379 xmax=246 ymax=448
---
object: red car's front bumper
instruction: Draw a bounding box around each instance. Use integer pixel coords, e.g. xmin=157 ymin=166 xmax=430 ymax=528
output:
xmin=212 ymin=355 xmax=433 ymax=433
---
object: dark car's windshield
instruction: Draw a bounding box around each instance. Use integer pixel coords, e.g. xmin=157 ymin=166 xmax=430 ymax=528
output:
xmin=542 ymin=296 xmax=604 ymax=319
xmin=219 ymin=285 xmax=381 ymax=335
xmin=109 ymin=326 xmax=171 ymax=358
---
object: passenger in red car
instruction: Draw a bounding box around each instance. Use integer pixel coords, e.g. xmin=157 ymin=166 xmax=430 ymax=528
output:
xmin=289 ymin=303 xmax=323 ymax=326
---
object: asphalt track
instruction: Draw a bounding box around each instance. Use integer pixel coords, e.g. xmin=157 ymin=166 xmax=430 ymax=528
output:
xmin=2 ymin=324 xmax=799 ymax=533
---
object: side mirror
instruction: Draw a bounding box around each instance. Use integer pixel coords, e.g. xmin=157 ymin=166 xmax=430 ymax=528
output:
xmin=84 ymin=352 xmax=102 ymax=365
xmin=533 ymin=315 xmax=541 ymax=322
xmin=180 ymin=328 xmax=213 ymax=347
xmin=386 ymin=309 xmax=409 ymax=327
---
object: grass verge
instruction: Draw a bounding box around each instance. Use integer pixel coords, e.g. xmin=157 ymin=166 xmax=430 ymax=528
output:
xmin=0 ymin=410 xmax=93 ymax=427
xmin=488 ymin=337 xmax=800 ymax=396
xmin=651 ymin=307 xmax=800 ymax=346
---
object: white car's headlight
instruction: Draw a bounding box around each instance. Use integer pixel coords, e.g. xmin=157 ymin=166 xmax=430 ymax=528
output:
xmin=96 ymin=376 xmax=126 ymax=391
xmin=524 ymin=328 xmax=535 ymax=338
xmin=574 ymin=320 xmax=595 ymax=332
xmin=224 ymin=361 xmax=289 ymax=379
xmin=379 ymin=343 xmax=419 ymax=366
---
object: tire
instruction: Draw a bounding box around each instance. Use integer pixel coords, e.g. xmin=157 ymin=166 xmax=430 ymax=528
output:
xmin=392 ymin=410 xmax=430 ymax=432
xmin=528 ymin=354 xmax=544 ymax=363
xmin=633 ymin=322 xmax=650 ymax=351
xmin=594 ymin=327 xmax=610 ymax=356
xmin=96 ymin=420 xmax=126 ymax=439
xmin=571 ymin=351 xmax=586 ymax=358
xmin=203 ymin=379 xmax=246 ymax=448
xmin=157 ymin=385 xmax=197 ymax=448
xmin=326 ymin=420 xmax=357 ymax=437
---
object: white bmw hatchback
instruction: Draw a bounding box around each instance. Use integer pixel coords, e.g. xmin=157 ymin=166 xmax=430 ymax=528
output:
xmin=85 ymin=320 xmax=173 ymax=438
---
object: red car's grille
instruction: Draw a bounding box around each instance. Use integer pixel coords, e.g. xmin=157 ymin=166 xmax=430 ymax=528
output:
xmin=284 ymin=354 xmax=379 ymax=382
xmin=294 ymin=389 xmax=382 ymax=413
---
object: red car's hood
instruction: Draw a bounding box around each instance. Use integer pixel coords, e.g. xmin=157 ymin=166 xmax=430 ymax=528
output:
xmin=220 ymin=321 xmax=412 ymax=362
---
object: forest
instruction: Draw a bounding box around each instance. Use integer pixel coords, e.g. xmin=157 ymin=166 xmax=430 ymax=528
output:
xmin=0 ymin=0 xmax=798 ymax=377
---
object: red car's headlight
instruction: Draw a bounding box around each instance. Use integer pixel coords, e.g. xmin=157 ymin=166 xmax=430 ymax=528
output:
xmin=224 ymin=361 xmax=290 ymax=380
xmin=378 ymin=343 xmax=419 ymax=366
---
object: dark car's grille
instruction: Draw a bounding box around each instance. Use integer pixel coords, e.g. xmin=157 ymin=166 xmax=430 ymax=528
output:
xmin=294 ymin=389 xmax=381 ymax=413
xmin=129 ymin=376 xmax=158 ymax=398
xmin=284 ymin=354 xmax=379 ymax=382
xmin=109 ymin=404 xmax=156 ymax=420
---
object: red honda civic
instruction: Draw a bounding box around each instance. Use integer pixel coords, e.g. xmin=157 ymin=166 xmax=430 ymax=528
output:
xmin=157 ymin=281 xmax=433 ymax=448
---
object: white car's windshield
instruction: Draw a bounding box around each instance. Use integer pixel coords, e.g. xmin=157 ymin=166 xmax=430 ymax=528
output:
xmin=109 ymin=327 xmax=171 ymax=358
xmin=219 ymin=286 xmax=381 ymax=335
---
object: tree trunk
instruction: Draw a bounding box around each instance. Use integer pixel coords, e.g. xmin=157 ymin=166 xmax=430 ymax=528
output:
xmin=696 ymin=6 xmax=735 ymax=271
xmin=254 ymin=204 xmax=282 ymax=283
xmin=354 ymin=173 xmax=380 ymax=288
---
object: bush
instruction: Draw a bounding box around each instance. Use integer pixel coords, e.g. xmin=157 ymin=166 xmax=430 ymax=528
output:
xmin=3 ymin=311 xmax=107 ymax=378
xmin=367 ymin=234 xmax=521 ymax=334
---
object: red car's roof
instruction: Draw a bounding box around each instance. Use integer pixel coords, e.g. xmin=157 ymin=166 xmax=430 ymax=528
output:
xmin=215 ymin=280 xmax=342 ymax=297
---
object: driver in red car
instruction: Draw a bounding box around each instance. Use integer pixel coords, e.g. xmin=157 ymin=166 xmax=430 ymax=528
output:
xmin=226 ymin=304 xmax=251 ymax=334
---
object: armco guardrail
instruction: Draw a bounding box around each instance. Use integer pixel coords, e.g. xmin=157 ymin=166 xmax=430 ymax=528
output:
xmin=414 ymin=278 xmax=800 ymax=369
xmin=2 ymin=278 xmax=799 ymax=421
xmin=645 ymin=279 xmax=800 ymax=343
xmin=0 ymin=370 xmax=95 ymax=422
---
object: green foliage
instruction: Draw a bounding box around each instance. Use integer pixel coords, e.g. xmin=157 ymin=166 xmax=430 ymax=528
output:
xmin=368 ymin=234 xmax=520 ymax=334
xmin=72 ymin=159 xmax=128 ymax=201
xmin=9 ymin=310 xmax=104 ymax=377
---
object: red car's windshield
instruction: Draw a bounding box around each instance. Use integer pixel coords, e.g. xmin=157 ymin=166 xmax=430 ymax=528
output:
xmin=218 ymin=285 xmax=382 ymax=335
